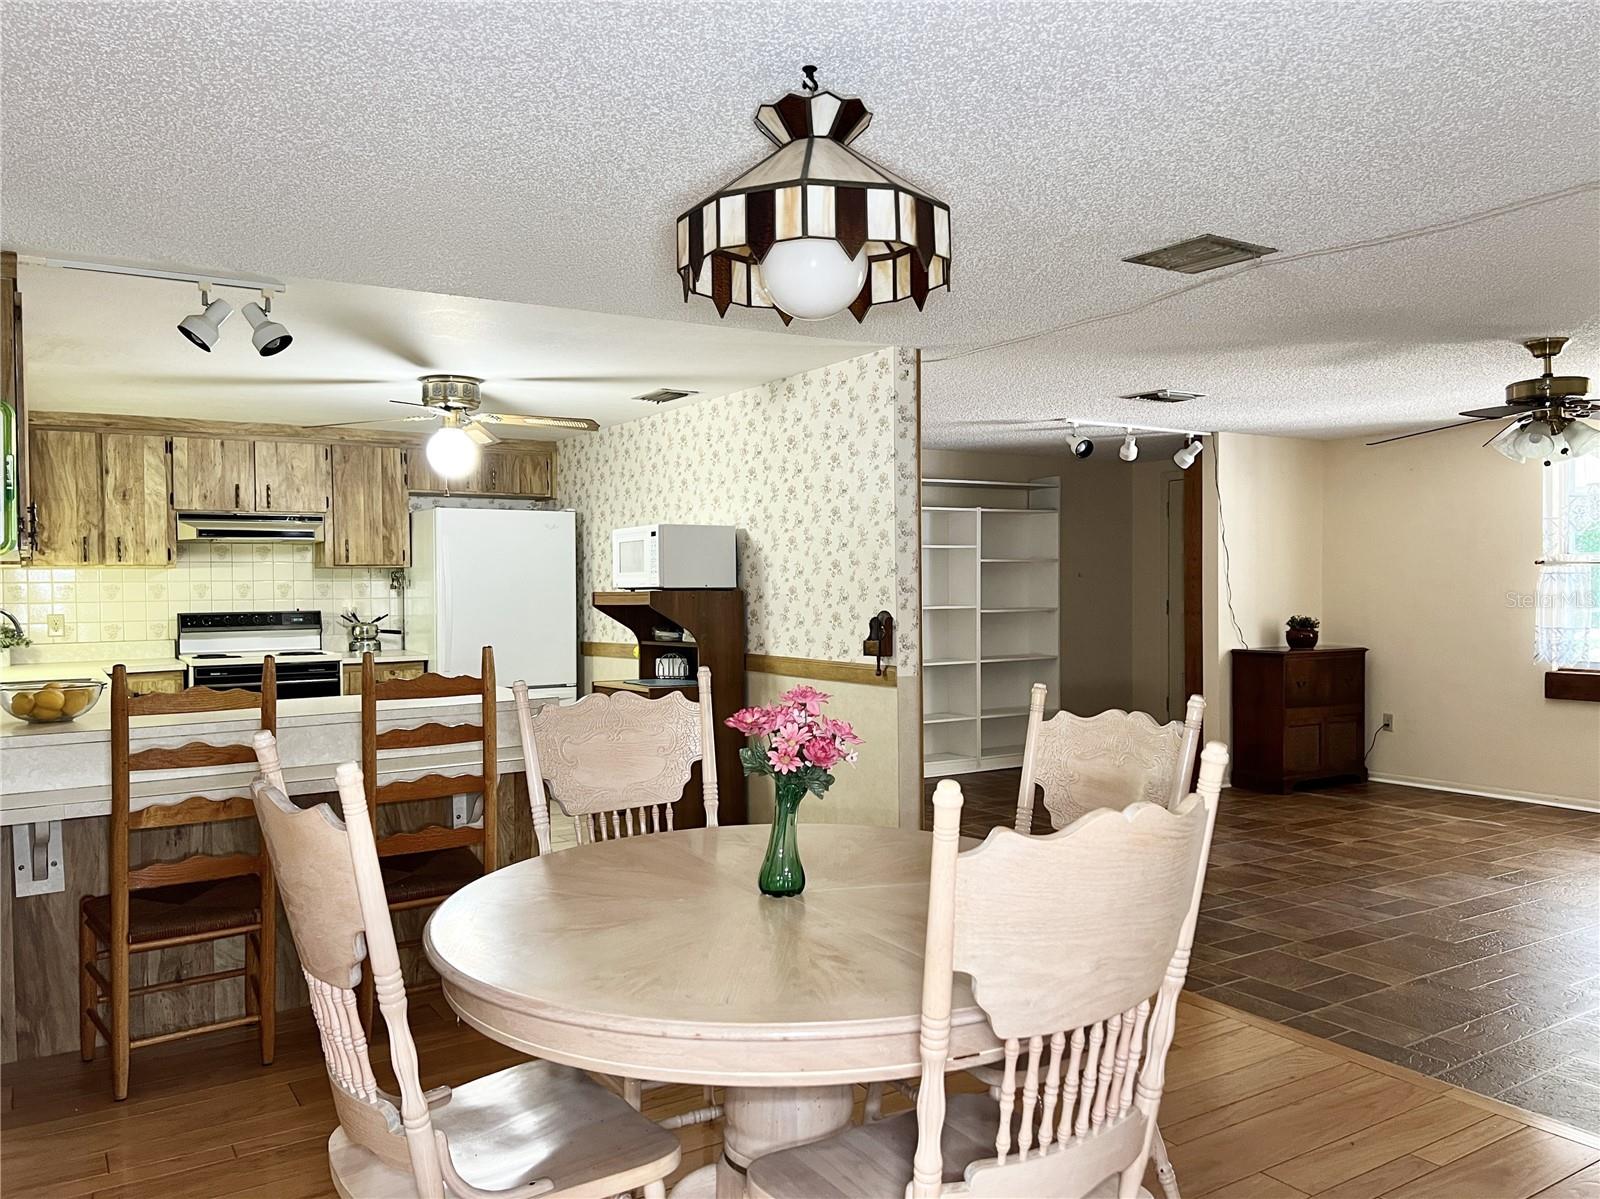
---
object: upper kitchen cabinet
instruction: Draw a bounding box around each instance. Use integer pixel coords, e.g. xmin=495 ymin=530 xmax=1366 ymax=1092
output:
xmin=28 ymin=428 xmax=102 ymax=564
xmin=101 ymin=433 xmax=174 ymax=564
xmin=171 ymin=436 xmax=255 ymax=511
xmin=255 ymin=440 xmax=331 ymax=512
xmin=327 ymin=444 xmax=409 ymax=566
xmin=405 ymin=443 xmax=555 ymax=498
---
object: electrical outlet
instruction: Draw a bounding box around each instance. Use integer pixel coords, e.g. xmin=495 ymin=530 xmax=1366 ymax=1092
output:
xmin=1381 ymin=712 xmax=1394 ymax=732
xmin=46 ymin=614 xmax=66 ymax=638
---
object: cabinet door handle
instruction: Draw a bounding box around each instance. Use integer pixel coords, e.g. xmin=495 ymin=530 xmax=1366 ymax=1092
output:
xmin=116 ymin=536 xmax=123 ymax=562
xmin=265 ymin=483 xmax=272 ymax=509
xmin=344 ymin=537 xmax=351 ymax=561
xmin=81 ymin=535 xmax=89 ymax=562
xmin=234 ymin=482 xmax=241 ymax=508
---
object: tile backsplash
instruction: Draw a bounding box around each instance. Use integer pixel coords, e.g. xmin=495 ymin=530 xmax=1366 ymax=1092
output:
xmin=1 ymin=543 xmax=401 ymax=662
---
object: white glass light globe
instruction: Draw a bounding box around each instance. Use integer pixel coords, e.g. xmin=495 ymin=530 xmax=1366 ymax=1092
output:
xmin=426 ymin=424 xmax=480 ymax=478
xmin=758 ymin=239 xmax=868 ymax=321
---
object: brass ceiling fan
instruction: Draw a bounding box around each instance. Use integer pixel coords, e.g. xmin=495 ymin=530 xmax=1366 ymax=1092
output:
xmin=1368 ymin=337 xmax=1598 ymax=463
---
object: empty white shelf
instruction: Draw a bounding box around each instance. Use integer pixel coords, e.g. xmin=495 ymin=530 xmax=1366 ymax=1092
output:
xmin=981 ymin=707 xmax=1032 ymax=719
xmin=982 ymin=556 xmax=1059 ymax=563
xmin=982 ymin=606 xmax=1058 ymax=614
xmin=924 ymin=711 xmax=978 ymax=725
xmin=981 ymin=654 xmax=1058 ymax=663
xmin=923 ymin=603 xmax=976 ymax=610
xmin=924 ymin=659 xmax=978 ymax=667
xmin=922 ymin=478 xmax=1058 ymax=490
xmin=924 ymin=543 xmax=977 ymax=550
xmin=922 ymin=506 xmax=977 ymax=513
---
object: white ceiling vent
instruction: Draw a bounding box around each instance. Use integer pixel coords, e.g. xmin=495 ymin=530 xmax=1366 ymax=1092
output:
xmin=1120 ymin=389 xmax=1207 ymax=403
xmin=634 ymin=387 xmax=698 ymax=404
xmin=1123 ymin=234 xmax=1277 ymax=274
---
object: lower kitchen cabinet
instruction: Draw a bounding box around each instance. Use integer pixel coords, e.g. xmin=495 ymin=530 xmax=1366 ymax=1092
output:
xmin=125 ymin=670 xmax=186 ymax=695
xmin=341 ymin=659 xmax=426 ymax=695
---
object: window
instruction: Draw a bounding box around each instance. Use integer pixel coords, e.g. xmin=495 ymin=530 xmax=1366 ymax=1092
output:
xmin=1538 ymin=454 xmax=1600 ymax=667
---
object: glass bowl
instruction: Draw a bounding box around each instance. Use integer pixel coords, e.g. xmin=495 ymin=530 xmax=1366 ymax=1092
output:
xmin=0 ymin=679 xmax=106 ymax=724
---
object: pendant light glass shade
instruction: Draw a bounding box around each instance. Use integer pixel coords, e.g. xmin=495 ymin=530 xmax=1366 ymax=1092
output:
xmin=426 ymin=423 xmax=480 ymax=478
xmin=678 ymin=74 xmax=951 ymax=324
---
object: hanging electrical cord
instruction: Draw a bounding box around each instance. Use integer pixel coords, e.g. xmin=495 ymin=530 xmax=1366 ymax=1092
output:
xmin=924 ymin=181 xmax=1599 ymax=366
xmin=1211 ymin=436 xmax=1248 ymax=649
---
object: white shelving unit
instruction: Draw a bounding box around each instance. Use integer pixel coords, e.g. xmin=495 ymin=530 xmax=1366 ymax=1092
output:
xmin=920 ymin=476 xmax=1060 ymax=777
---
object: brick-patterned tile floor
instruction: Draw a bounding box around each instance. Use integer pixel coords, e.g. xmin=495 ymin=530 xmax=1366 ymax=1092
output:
xmin=925 ymin=771 xmax=1600 ymax=1132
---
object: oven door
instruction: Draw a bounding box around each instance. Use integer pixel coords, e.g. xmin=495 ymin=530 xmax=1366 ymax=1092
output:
xmin=611 ymin=526 xmax=658 ymax=590
xmin=190 ymin=660 xmax=342 ymax=698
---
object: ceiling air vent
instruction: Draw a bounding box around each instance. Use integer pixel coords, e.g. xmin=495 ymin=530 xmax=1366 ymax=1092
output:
xmin=634 ymin=388 xmax=699 ymax=405
xmin=1120 ymin=389 xmax=1207 ymax=403
xmin=1123 ymin=234 xmax=1277 ymax=274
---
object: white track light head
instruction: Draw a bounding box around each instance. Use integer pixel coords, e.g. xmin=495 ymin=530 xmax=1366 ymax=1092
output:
xmin=176 ymin=292 xmax=232 ymax=352
xmin=1119 ymin=432 xmax=1139 ymax=462
xmin=1173 ymin=437 xmax=1204 ymax=470
xmin=242 ymin=298 xmax=292 ymax=356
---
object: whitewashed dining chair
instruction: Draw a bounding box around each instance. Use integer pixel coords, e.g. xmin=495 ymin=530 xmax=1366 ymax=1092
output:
xmin=748 ymin=744 xmax=1227 ymax=1199
xmin=1015 ymin=685 xmax=1207 ymax=834
xmin=512 ymin=665 xmax=719 ymax=853
xmin=249 ymin=733 xmax=680 ymax=1199
xmin=511 ymin=667 xmax=723 ymax=1125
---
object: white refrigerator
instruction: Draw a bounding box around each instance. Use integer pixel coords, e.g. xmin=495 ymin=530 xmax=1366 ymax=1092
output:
xmin=409 ymin=506 xmax=578 ymax=701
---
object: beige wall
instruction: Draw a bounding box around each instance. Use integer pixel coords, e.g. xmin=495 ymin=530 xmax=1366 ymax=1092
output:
xmin=1201 ymin=433 xmax=1328 ymax=756
xmin=1323 ymin=424 xmax=1599 ymax=808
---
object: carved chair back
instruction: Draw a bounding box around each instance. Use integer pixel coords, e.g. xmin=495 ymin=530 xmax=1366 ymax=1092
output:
xmin=110 ymin=658 xmax=280 ymax=943
xmin=1014 ymin=684 xmax=1206 ymax=833
xmin=250 ymin=734 xmax=455 ymax=1196
xmin=359 ymin=647 xmax=499 ymax=875
xmin=910 ymin=743 xmax=1226 ymax=1198
xmin=513 ymin=666 xmax=717 ymax=853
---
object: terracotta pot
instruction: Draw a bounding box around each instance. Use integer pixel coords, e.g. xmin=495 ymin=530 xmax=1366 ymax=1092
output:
xmin=1286 ymin=627 xmax=1319 ymax=650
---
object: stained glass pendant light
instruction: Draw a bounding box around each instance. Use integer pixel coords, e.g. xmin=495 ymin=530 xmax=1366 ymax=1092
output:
xmin=677 ymin=66 xmax=951 ymax=323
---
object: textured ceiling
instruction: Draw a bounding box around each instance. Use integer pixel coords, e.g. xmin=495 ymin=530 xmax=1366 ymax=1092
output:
xmin=3 ymin=1 xmax=1597 ymax=446
xmin=15 ymin=266 xmax=871 ymax=436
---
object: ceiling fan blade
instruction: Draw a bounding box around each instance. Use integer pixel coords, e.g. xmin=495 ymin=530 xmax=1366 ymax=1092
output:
xmin=463 ymin=420 xmax=500 ymax=446
xmin=475 ymin=412 xmax=600 ymax=432
xmin=1458 ymin=403 xmax=1542 ymax=420
xmin=1365 ymin=419 xmax=1495 ymax=447
xmin=388 ymin=398 xmax=433 ymax=409
xmin=306 ymin=413 xmax=437 ymax=429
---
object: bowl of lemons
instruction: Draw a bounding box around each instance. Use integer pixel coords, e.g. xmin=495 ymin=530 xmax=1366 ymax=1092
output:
xmin=1 ymin=679 xmax=106 ymax=724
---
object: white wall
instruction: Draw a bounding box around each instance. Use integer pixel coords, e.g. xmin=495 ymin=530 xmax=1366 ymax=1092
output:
xmin=1323 ymin=424 xmax=1599 ymax=807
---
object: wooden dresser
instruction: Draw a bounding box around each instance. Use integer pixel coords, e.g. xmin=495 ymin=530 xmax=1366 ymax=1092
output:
xmin=1231 ymin=646 xmax=1368 ymax=792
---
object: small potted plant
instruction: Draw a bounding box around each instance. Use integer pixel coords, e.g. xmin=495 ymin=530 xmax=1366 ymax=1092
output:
xmin=1286 ymin=615 xmax=1321 ymax=650
xmin=726 ymin=685 xmax=862 ymax=898
xmin=0 ymin=624 xmax=31 ymax=670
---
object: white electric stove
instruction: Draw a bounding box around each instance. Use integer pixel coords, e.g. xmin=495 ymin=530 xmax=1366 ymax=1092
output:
xmin=176 ymin=610 xmax=343 ymax=697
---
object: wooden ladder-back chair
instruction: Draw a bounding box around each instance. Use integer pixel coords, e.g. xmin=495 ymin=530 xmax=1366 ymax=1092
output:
xmin=749 ymin=744 xmax=1228 ymax=1199
xmin=80 ymin=660 xmax=279 ymax=1100
xmin=1015 ymin=685 xmax=1207 ymax=834
xmin=249 ymin=735 xmax=679 ymax=1199
xmin=512 ymin=665 xmax=718 ymax=856
xmin=358 ymin=648 xmax=498 ymax=1021
xmin=512 ymin=665 xmax=722 ymax=1125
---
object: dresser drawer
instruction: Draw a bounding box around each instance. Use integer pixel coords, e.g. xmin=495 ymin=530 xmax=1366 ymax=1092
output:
xmin=1285 ymin=653 xmax=1364 ymax=707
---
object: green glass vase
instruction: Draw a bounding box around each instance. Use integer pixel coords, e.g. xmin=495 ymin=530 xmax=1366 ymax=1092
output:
xmin=759 ymin=776 xmax=808 ymax=897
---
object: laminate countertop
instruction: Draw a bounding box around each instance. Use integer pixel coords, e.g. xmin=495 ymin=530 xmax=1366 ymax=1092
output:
xmin=0 ymin=651 xmax=426 ymax=686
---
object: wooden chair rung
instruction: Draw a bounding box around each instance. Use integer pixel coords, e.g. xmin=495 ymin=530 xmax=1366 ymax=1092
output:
xmin=130 ymin=1013 xmax=259 ymax=1050
xmin=84 ymin=961 xmax=110 ymax=997
xmin=85 ymin=1007 xmax=112 ymax=1043
xmin=129 ymin=966 xmax=249 ymax=998
xmin=375 ymin=824 xmax=483 ymax=857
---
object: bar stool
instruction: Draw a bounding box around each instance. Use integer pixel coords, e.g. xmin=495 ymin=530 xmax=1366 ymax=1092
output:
xmin=79 ymin=660 xmax=279 ymax=1100
xmin=356 ymin=647 xmax=498 ymax=1024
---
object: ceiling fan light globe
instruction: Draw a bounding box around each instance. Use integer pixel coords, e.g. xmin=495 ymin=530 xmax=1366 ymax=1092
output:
xmin=426 ymin=424 xmax=480 ymax=478
xmin=1562 ymin=419 xmax=1600 ymax=458
xmin=757 ymin=239 xmax=867 ymax=321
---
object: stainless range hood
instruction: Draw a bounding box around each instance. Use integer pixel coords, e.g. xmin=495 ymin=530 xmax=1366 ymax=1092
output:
xmin=177 ymin=512 xmax=326 ymax=544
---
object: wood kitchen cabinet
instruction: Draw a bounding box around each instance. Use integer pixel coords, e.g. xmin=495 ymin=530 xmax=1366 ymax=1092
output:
xmin=27 ymin=428 xmax=102 ymax=564
xmin=327 ymin=444 xmax=409 ymax=566
xmin=255 ymin=440 xmax=330 ymax=513
xmin=1231 ymin=646 xmax=1368 ymax=792
xmin=171 ymin=436 xmax=255 ymax=511
xmin=341 ymin=658 xmax=426 ymax=695
xmin=406 ymin=445 xmax=554 ymax=498
xmin=101 ymin=433 xmax=174 ymax=564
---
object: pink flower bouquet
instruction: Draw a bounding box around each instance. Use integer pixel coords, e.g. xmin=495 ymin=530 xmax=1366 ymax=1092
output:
xmin=725 ymin=685 xmax=862 ymax=798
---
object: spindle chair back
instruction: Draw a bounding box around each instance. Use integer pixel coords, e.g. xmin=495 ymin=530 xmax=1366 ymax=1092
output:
xmin=80 ymin=660 xmax=279 ymax=1100
xmin=513 ymin=665 xmax=718 ymax=854
xmin=248 ymin=735 xmax=679 ymax=1199
xmin=1014 ymin=684 xmax=1206 ymax=833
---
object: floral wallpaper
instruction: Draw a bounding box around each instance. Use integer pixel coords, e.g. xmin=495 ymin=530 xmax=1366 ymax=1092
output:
xmin=558 ymin=348 xmax=907 ymax=665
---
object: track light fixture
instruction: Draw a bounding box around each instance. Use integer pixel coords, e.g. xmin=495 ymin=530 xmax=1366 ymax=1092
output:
xmin=1174 ymin=437 xmax=1204 ymax=470
xmin=241 ymin=294 xmax=293 ymax=356
xmin=1118 ymin=431 xmax=1139 ymax=462
xmin=176 ymin=288 xmax=233 ymax=352
xmin=1067 ymin=425 xmax=1095 ymax=459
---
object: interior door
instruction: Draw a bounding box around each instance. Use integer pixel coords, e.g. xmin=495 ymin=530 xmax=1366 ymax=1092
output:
xmin=1165 ymin=476 xmax=1186 ymax=720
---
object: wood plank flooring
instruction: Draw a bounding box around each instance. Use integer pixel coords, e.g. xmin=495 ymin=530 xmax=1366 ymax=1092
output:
xmin=3 ymin=990 xmax=1597 ymax=1198
xmin=927 ymin=771 xmax=1600 ymax=1132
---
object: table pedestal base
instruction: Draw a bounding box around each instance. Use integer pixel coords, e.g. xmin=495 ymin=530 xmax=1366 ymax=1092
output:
xmin=713 ymin=1084 xmax=855 ymax=1199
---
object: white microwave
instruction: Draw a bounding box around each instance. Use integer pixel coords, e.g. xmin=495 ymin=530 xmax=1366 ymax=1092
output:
xmin=611 ymin=524 xmax=738 ymax=590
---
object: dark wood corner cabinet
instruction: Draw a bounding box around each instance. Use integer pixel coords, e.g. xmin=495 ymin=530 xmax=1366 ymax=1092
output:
xmin=1231 ymin=646 xmax=1368 ymax=792
xmin=590 ymin=589 xmax=746 ymax=827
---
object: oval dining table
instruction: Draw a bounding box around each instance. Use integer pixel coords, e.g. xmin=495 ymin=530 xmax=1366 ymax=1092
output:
xmin=425 ymin=822 xmax=1000 ymax=1198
